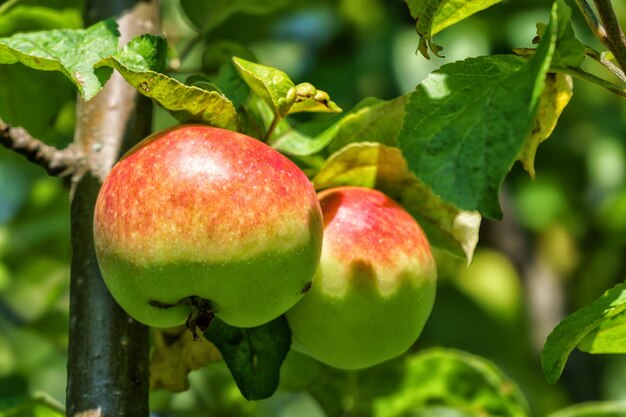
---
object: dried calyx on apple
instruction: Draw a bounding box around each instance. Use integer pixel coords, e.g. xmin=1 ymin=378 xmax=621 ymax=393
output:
xmin=287 ymin=187 xmax=437 ymax=369
xmin=93 ymin=124 xmax=323 ymax=332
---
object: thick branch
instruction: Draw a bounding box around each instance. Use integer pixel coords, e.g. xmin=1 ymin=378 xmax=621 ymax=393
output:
xmin=593 ymin=0 xmax=626 ymax=76
xmin=66 ymin=1 xmax=159 ymax=417
xmin=0 ymin=119 xmax=82 ymax=176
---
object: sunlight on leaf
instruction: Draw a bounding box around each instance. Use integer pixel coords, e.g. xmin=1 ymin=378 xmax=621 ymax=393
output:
xmin=578 ymin=310 xmax=626 ymax=354
xmin=0 ymin=19 xmax=118 ymax=100
xmin=99 ymin=35 xmax=239 ymax=130
xmin=405 ymin=0 xmax=502 ymax=58
xmin=542 ymin=281 xmax=626 ymax=383
xmin=233 ymin=57 xmax=340 ymax=120
xmin=398 ymin=0 xmax=564 ymax=219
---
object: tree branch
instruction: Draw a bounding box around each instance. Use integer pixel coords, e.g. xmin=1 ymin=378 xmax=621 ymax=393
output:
xmin=575 ymin=0 xmax=610 ymax=46
xmin=65 ymin=1 xmax=159 ymax=417
xmin=585 ymin=46 xmax=626 ymax=83
xmin=0 ymin=119 xmax=83 ymax=177
xmin=550 ymin=65 xmax=626 ymax=98
xmin=593 ymin=0 xmax=626 ymax=76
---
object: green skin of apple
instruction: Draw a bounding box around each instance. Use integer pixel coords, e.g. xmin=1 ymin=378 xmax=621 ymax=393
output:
xmin=286 ymin=186 xmax=437 ymax=370
xmin=93 ymin=124 xmax=323 ymax=328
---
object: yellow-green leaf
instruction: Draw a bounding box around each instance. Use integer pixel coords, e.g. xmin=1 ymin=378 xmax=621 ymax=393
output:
xmin=232 ymin=56 xmax=295 ymax=118
xmin=313 ymin=142 xmax=480 ymax=261
xmin=578 ymin=310 xmax=626 ymax=354
xmin=99 ymin=35 xmax=239 ymax=130
xmin=519 ymin=73 xmax=573 ymax=179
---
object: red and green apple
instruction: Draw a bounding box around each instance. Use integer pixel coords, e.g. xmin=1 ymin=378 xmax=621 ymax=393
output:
xmin=286 ymin=186 xmax=436 ymax=369
xmin=93 ymin=124 xmax=323 ymax=329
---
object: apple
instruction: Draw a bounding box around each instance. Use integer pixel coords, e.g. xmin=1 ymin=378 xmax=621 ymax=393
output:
xmin=286 ymin=186 xmax=436 ymax=369
xmin=93 ymin=124 xmax=323 ymax=329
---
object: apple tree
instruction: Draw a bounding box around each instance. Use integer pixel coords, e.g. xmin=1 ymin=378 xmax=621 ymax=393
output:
xmin=1 ymin=0 xmax=626 ymax=416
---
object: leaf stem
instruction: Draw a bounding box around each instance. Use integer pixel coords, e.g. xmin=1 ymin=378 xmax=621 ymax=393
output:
xmin=550 ymin=65 xmax=626 ymax=98
xmin=264 ymin=115 xmax=281 ymax=142
xmin=515 ymin=46 xmax=626 ymax=84
xmin=34 ymin=393 xmax=66 ymax=415
xmin=585 ymin=46 xmax=626 ymax=82
xmin=593 ymin=0 xmax=626 ymax=75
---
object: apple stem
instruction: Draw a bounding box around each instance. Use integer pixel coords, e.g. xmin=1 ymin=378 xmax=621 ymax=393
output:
xmin=185 ymin=296 xmax=214 ymax=341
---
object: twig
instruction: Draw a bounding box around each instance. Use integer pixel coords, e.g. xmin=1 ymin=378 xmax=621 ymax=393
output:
xmin=593 ymin=0 xmax=626 ymax=75
xmin=575 ymin=0 xmax=610 ymax=46
xmin=550 ymin=65 xmax=626 ymax=98
xmin=0 ymin=118 xmax=83 ymax=177
xmin=264 ymin=115 xmax=281 ymax=142
xmin=585 ymin=46 xmax=626 ymax=82
xmin=514 ymin=46 xmax=626 ymax=83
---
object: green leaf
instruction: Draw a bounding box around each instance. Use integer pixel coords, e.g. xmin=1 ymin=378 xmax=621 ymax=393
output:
xmin=261 ymin=96 xmax=401 ymax=157
xmin=270 ymin=122 xmax=343 ymax=157
xmin=0 ymin=5 xmax=81 ymax=36
xmin=547 ymin=402 xmax=626 ymax=417
xmin=398 ymin=0 xmax=561 ymax=219
xmin=0 ymin=19 xmax=118 ymax=100
xmin=99 ymin=35 xmax=239 ymax=130
xmin=204 ymin=315 xmax=291 ymax=401
xmin=404 ymin=0 xmax=502 ymax=58
xmin=518 ymin=73 xmax=573 ymax=179
xmin=313 ymin=142 xmax=481 ymax=261
xmin=0 ymin=394 xmax=64 ymax=417
xmin=233 ymin=56 xmax=295 ymax=118
xmin=212 ymin=63 xmax=251 ymax=111
xmin=543 ymin=0 xmax=585 ymax=68
xmin=0 ymin=65 xmax=75 ymax=146
xmin=432 ymin=0 xmax=503 ymax=36
xmin=578 ymin=309 xmax=626 ymax=353
xmin=329 ymin=96 xmax=408 ymax=152
xmin=233 ymin=57 xmax=341 ymax=120
xmin=202 ymin=40 xmax=257 ymax=74
xmin=541 ymin=281 xmax=626 ymax=384
xmin=180 ymin=0 xmax=288 ymax=32
xmin=372 ymin=348 xmax=529 ymax=417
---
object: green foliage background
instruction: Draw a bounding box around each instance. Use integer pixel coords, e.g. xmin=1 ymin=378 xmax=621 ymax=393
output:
xmin=1 ymin=0 xmax=626 ymax=416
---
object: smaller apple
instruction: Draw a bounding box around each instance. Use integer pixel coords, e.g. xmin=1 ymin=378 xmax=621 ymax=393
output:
xmin=286 ymin=187 xmax=436 ymax=369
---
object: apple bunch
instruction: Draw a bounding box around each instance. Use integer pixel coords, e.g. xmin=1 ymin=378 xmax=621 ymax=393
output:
xmin=94 ymin=124 xmax=436 ymax=370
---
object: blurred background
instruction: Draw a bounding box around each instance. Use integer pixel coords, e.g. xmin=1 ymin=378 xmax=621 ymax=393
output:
xmin=1 ymin=0 xmax=626 ymax=416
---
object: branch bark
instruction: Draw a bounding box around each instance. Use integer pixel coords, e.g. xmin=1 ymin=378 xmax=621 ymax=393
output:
xmin=65 ymin=1 xmax=159 ymax=416
xmin=0 ymin=118 xmax=83 ymax=177
xmin=593 ymin=0 xmax=626 ymax=76
xmin=574 ymin=0 xmax=610 ymax=46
